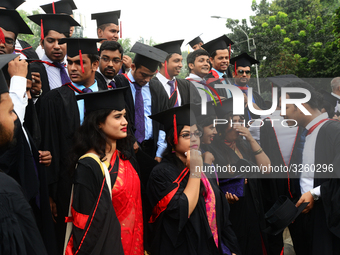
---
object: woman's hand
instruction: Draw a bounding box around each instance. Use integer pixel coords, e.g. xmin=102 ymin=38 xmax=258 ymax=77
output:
xmin=235 ymin=125 xmax=254 ymax=142
xmin=186 ymin=149 xmax=203 ymax=175
xmin=225 ymin=192 xmax=239 ymax=204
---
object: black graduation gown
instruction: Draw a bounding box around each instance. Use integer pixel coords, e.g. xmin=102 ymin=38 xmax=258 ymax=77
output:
xmin=259 ymin=121 xmax=302 ymax=254
xmin=146 ymin=158 xmax=240 ymax=255
xmin=70 ymin=157 xmax=124 ymax=254
xmin=16 ymin=40 xmax=39 ymax=59
xmin=289 ymin=120 xmax=340 ymax=255
xmin=151 ymin=77 xmax=201 ymax=107
xmin=39 ymin=84 xmax=107 ymax=252
xmin=208 ymin=138 xmax=268 ymax=255
xmin=0 ymin=171 xmax=48 ymax=255
xmin=204 ymin=72 xmax=232 ymax=99
xmin=0 ymin=118 xmax=57 ymax=255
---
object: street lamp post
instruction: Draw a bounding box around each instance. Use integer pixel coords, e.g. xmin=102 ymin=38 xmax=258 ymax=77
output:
xmin=211 ymin=16 xmax=261 ymax=95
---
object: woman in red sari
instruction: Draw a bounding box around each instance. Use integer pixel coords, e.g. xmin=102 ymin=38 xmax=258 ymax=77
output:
xmin=65 ymin=88 xmax=143 ymax=255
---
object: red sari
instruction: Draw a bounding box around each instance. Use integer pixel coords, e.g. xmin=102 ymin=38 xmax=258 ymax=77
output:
xmin=110 ymin=151 xmax=144 ymax=255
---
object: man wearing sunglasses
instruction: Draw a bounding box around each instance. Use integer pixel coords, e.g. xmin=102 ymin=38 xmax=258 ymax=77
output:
xmin=230 ymin=52 xmax=267 ymax=122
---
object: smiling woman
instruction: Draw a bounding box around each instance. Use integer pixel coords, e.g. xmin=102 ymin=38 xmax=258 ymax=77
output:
xmin=65 ymin=88 xmax=143 ymax=255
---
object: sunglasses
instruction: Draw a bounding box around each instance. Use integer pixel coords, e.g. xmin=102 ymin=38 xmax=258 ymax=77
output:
xmin=237 ymin=70 xmax=251 ymax=75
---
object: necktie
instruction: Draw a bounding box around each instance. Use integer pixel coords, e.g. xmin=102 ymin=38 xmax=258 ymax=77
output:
xmin=133 ymin=83 xmax=145 ymax=143
xmin=296 ymin=128 xmax=308 ymax=165
xmin=53 ymin=62 xmax=71 ymax=85
xmin=199 ymin=80 xmax=211 ymax=102
xmin=108 ymin=80 xmax=116 ymax=89
xmin=82 ymin=87 xmax=93 ymax=93
xmin=168 ymin=80 xmax=178 ymax=107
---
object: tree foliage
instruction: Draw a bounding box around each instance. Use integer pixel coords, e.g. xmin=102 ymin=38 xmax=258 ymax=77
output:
xmin=17 ymin=9 xmax=42 ymax=50
xmin=225 ymin=0 xmax=340 ymax=92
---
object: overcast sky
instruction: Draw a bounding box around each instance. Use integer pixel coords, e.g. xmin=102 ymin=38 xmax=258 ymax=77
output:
xmin=19 ymin=0 xmax=258 ymax=50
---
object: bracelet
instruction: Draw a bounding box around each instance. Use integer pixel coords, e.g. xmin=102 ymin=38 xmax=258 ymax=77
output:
xmin=253 ymin=148 xmax=263 ymax=155
xmin=190 ymin=172 xmax=201 ymax=178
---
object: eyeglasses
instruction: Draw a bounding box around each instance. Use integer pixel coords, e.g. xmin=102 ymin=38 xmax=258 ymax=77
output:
xmin=100 ymin=57 xmax=122 ymax=64
xmin=237 ymin=70 xmax=251 ymax=75
xmin=0 ymin=37 xmax=15 ymax=48
xmin=179 ymin=130 xmax=203 ymax=139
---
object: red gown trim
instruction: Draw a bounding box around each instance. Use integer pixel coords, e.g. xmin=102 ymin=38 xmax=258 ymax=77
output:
xmin=149 ymin=167 xmax=189 ymax=223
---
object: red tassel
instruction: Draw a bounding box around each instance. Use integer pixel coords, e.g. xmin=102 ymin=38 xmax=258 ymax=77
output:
xmin=41 ymin=19 xmax=44 ymax=40
xmin=234 ymin=61 xmax=237 ymax=75
xmin=0 ymin=29 xmax=5 ymax=45
xmin=164 ymin=61 xmax=171 ymax=80
xmin=79 ymin=50 xmax=85 ymax=73
xmin=173 ymin=114 xmax=178 ymax=145
xmin=52 ymin=2 xmax=56 ymax=14
xmin=229 ymin=44 xmax=231 ymax=62
xmin=120 ymin=21 xmax=122 ymax=38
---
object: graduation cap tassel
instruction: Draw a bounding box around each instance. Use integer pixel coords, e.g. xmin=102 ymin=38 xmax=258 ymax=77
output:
xmin=234 ymin=61 xmax=237 ymax=75
xmin=0 ymin=29 xmax=5 ymax=45
xmin=173 ymin=114 xmax=178 ymax=145
xmin=164 ymin=61 xmax=171 ymax=80
xmin=52 ymin=2 xmax=56 ymax=14
xmin=40 ymin=19 xmax=44 ymax=40
xmin=79 ymin=50 xmax=85 ymax=73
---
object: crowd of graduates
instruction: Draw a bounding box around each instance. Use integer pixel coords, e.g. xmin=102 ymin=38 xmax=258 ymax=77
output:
xmin=1 ymin=0 xmax=340 ymax=255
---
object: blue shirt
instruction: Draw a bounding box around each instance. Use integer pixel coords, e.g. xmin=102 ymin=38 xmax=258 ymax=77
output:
xmin=73 ymin=80 xmax=99 ymax=124
xmin=211 ymin=68 xmax=232 ymax=97
xmin=128 ymin=71 xmax=167 ymax=158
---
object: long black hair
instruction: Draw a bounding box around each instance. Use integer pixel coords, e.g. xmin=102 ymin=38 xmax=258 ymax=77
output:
xmin=70 ymin=108 xmax=133 ymax=173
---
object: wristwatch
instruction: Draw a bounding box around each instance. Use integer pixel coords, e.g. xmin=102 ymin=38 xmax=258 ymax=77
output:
xmin=310 ymin=190 xmax=319 ymax=201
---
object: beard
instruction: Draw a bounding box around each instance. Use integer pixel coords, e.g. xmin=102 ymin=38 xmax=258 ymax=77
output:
xmin=0 ymin=122 xmax=17 ymax=157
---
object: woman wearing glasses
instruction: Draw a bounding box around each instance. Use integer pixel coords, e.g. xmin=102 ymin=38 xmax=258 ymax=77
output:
xmin=211 ymin=98 xmax=271 ymax=255
xmin=146 ymin=104 xmax=240 ymax=255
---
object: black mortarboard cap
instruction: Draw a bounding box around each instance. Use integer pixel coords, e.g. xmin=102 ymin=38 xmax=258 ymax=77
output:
xmin=0 ymin=0 xmax=25 ymax=9
xmin=230 ymin=52 xmax=259 ymax=67
xmin=131 ymin=42 xmax=168 ymax=72
xmin=40 ymin=0 xmax=77 ymax=15
xmin=0 ymin=54 xmax=20 ymax=95
xmin=91 ymin=10 xmax=121 ymax=27
xmin=264 ymin=196 xmax=308 ymax=235
xmin=154 ymin=40 xmax=184 ymax=55
xmin=267 ymin=74 xmax=305 ymax=88
xmin=201 ymin=35 xmax=234 ymax=55
xmin=0 ymin=9 xmax=33 ymax=36
xmin=76 ymin=87 xmax=127 ymax=113
xmin=149 ymin=104 xmax=197 ymax=144
xmin=215 ymin=98 xmax=234 ymax=119
xmin=59 ymin=38 xmax=102 ymax=57
xmin=28 ymin=14 xmax=80 ymax=35
xmin=187 ymin=35 xmax=203 ymax=48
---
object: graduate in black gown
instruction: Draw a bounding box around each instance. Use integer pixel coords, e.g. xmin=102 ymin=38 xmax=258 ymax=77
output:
xmin=153 ymin=40 xmax=201 ymax=107
xmin=210 ymin=98 xmax=271 ymax=255
xmin=64 ymin=88 xmax=143 ymax=255
xmin=0 ymin=56 xmax=47 ymax=255
xmin=38 ymin=38 xmax=105 ymax=253
xmin=147 ymin=104 xmax=240 ymax=255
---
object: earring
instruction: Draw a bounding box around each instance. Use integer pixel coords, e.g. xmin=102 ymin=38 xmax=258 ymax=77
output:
xmin=172 ymin=147 xmax=176 ymax=153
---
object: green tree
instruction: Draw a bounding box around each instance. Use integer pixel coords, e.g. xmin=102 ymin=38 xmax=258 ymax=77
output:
xmin=225 ymin=0 xmax=340 ymax=93
xmin=118 ymin=38 xmax=135 ymax=59
xmin=17 ymin=9 xmax=42 ymax=50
